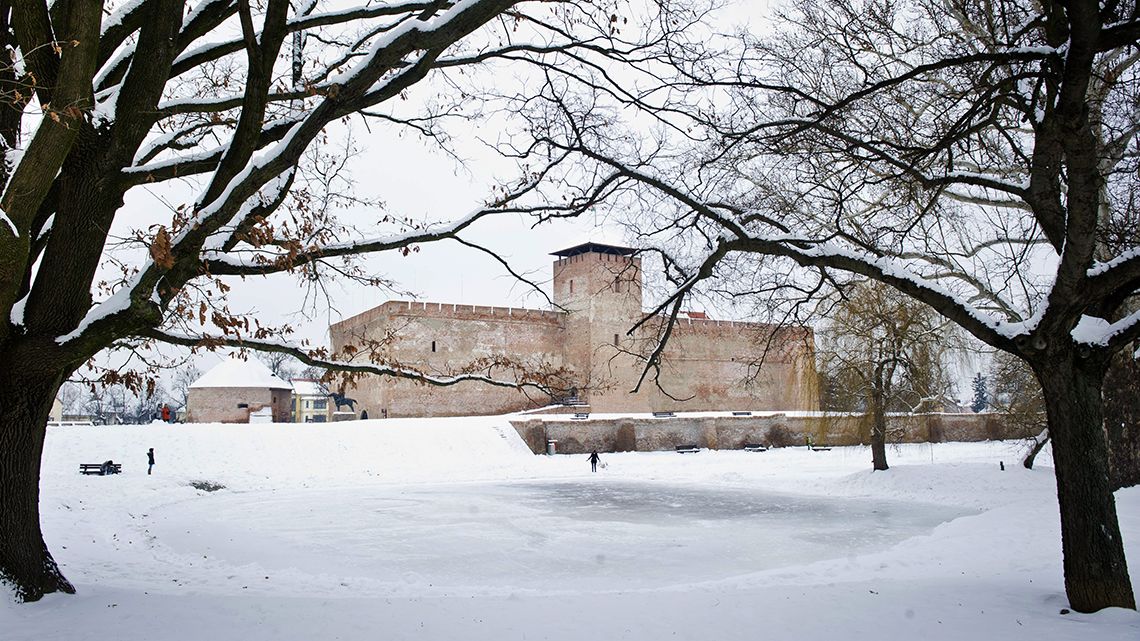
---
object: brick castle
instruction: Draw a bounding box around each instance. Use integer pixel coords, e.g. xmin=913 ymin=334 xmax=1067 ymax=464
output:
xmin=329 ymin=243 xmax=818 ymax=417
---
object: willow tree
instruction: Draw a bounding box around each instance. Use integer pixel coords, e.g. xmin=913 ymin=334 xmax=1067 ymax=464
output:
xmin=0 ymin=0 xmax=692 ymax=602
xmin=819 ymin=281 xmax=955 ymax=470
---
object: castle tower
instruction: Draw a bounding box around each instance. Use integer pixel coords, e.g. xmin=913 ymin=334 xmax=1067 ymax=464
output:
xmin=330 ymin=242 xmax=817 ymax=420
xmin=551 ymin=243 xmax=643 ymax=405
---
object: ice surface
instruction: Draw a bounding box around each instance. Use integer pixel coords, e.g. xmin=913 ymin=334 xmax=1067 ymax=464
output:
xmin=150 ymin=480 xmax=973 ymax=592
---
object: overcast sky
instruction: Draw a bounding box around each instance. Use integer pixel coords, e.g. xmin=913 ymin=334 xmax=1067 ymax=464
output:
xmin=177 ymin=0 xmax=755 ymax=354
xmin=97 ymin=0 xmax=986 ymax=395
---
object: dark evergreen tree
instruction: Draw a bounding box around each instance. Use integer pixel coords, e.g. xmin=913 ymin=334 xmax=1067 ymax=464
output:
xmin=971 ymin=373 xmax=989 ymax=413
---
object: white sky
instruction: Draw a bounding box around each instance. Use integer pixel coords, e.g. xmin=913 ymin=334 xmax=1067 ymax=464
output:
xmin=165 ymin=1 xmax=773 ymax=360
xmin=217 ymin=125 xmax=632 ymax=346
xmin=91 ymin=0 xmax=990 ymax=399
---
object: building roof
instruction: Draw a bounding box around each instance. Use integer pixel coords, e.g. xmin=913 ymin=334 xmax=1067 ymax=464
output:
xmin=291 ymin=379 xmax=326 ymax=396
xmin=189 ymin=357 xmax=293 ymax=390
xmin=551 ymin=242 xmax=636 ymax=258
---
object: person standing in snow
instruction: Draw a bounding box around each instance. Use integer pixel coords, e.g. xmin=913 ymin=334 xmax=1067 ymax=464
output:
xmin=147 ymin=448 xmax=155 ymax=475
xmin=588 ymin=450 xmax=600 ymax=473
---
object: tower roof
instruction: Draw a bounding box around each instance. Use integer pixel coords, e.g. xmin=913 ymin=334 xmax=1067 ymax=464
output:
xmin=551 ymin=242 xmax=636 ymax=258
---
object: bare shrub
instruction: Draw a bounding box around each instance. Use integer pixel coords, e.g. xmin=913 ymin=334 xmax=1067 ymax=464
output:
xmin=189 ymin=480 xmax=225 ymax=493
xmin=765 ymin=426 xmax=797 ymax=448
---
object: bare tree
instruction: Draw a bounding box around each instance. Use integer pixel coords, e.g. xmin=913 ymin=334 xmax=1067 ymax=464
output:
xmin=0 ymin=0 xmax=694 ymax=602
xmin=988 ymin=350 xmax=1049 ymax=469
xmin=258 ymin=351 xmax=298 ymax=380
xmin=128 ymin=382 xmax=171 ymax=424
xmin=819 ymin=281 xmax=956 ymax=470
xmin=56 ymin=381 xmax=85 ymax=417
xmin=297 ymin=363 xmax=327 ymax=381
xmin=83 ymin=384 xmax=112 ymax=425
xmin=170 ymin=363 xmax=202 ymax=412
xmin=530 ymin=0 xmax=1139 ymax=613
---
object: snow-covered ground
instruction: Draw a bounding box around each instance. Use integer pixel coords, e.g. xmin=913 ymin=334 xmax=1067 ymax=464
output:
xmin=2 ymin=416 xmax=1138 ymax=640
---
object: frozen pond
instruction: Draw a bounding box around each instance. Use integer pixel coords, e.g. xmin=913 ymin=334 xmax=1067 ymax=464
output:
xmin=153 ymin=479 xmax=976 ymax=591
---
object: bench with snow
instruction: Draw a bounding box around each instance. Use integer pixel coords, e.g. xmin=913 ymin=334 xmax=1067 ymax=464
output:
xmin=571 ymin=412 xmax=590 ymax=420
xmin=79 ymin=463 xmax=121 ymax=475
xmin=652 ymin=411 xmax=676 ymax=418
xmin=675 ymin=445 xmax=700 ymax=453
xmin=743 ymin=443 xmax=768 ymax=452
xmin=731 ymin=411 xmax=752 ymax=416
xmin=807 ymin=444 xmax=832 ymax=452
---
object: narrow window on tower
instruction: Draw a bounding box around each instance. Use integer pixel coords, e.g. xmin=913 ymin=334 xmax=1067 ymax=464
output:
xmin=431 ymin=340 xmax=436 ymax=353
xmin=614 ymin=277 xmax=621 ymax=292
xmin=569 ymin=280 xmax=574 ymax=293
xmin=614 ymin=333 xmax=619 ymax=346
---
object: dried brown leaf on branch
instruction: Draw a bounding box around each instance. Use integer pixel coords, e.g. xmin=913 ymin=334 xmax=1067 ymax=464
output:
xmin=149 ymin=227 xmax=175 ymax=269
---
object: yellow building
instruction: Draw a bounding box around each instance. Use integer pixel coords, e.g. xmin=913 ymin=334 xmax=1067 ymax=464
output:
xmin=292 ymin=379 xmax=331 ymax=423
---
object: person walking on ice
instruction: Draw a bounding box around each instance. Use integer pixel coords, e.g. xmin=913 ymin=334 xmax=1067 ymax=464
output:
xmin=147 ymin=448 xmax=155 ymax=475
xmin=588 ymin=450 xmax=600 ymax=473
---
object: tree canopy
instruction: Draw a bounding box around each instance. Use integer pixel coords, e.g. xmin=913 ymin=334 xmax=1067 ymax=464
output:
xmin=530 ymin=0 xmax=1140 ymax=613
xmin=0 ymin=0 xmax=698 ymax=602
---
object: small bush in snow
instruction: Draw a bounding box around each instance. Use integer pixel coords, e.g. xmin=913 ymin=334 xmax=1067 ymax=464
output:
xmin=190 ymin=480 xmax=225 ymax=493
xmin=765 ymin=426 xmax=797 ymax=448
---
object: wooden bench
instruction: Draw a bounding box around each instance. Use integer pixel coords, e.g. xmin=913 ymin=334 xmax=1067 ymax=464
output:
xmin=652 ymin=411 xmax=676 ymax=418
xmin=79 ymin=463 xmax=121 ymax=475
xmin=807 ymin=444 xmax=832 ymax=452
xmin=743 ymin=443 xmax=768 ymax=452
xmin=675 ymin=445 xmax=700 ymax=453
xmin=570 ymin=412 xmax=589 ymax=420
xmin=731 ymin=411 xmax=752 ymax=416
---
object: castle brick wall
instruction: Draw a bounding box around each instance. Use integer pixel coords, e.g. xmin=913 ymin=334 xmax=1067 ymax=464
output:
xmin=329 ymin=246 xmax=820 ymax=418
xmin=330 ymin=301 xmax=566 ymax=418
xmin=627 ymin=321 xmax=816 ymax=413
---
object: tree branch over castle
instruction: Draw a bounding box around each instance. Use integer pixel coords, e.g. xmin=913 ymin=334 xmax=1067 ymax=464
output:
xmin=514 ymin=0 xmax=1140 ymax=615
xmin=0 ymin=0 xmax=703 ymax=603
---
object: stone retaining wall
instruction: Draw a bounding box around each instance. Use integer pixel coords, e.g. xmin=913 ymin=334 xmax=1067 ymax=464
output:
xmin=510 ymin=412 xmax=1024 ymax=455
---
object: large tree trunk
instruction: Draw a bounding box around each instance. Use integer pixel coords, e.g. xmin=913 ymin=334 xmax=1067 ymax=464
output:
xmin=870 ymin=392 xmax=888 ymax=471
xmin=1104 ymin=351 xmax=1140 ymax=490
xmin=1038 ymin=359 xmax=1135 ymax=612
xmin=0 ymin=367 xmax=74 ymax=602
